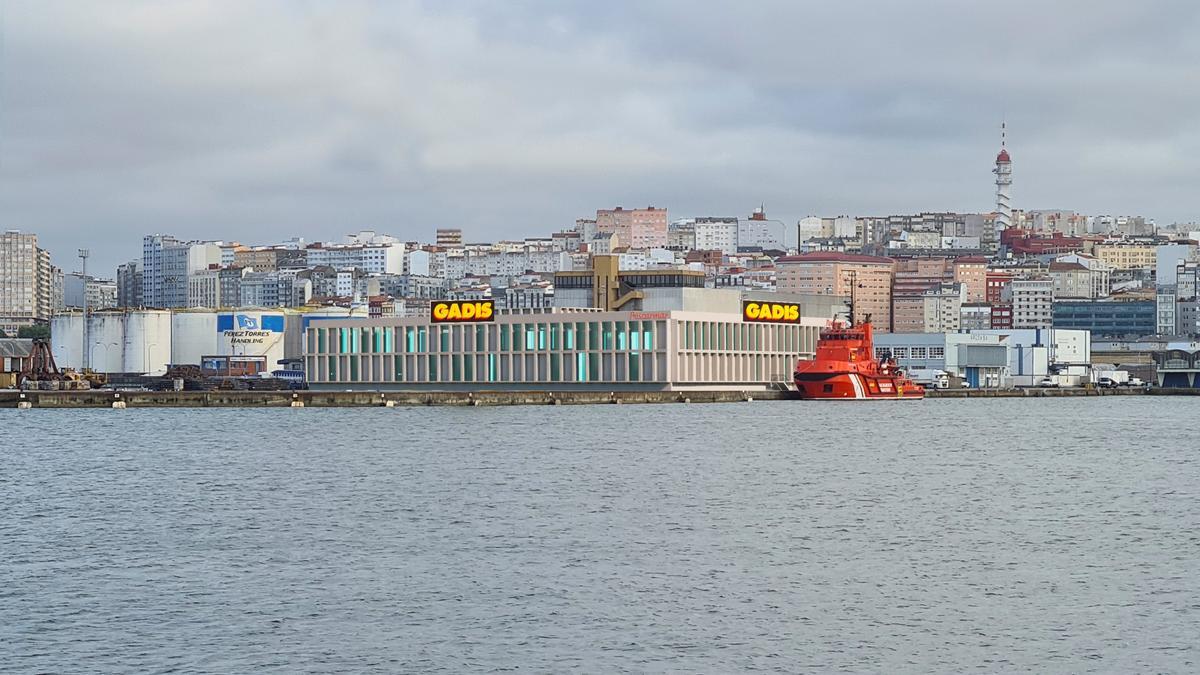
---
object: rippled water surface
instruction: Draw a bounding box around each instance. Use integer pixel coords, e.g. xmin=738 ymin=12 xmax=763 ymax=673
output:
xmin=3 ymin=399 xmax=1198 ymax=673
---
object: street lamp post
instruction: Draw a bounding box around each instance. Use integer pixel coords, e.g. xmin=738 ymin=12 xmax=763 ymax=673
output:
xmin=144 ymin=342 xmax=159 ymax=375
xmin=94 ymin=341 xmax=120 ymax=373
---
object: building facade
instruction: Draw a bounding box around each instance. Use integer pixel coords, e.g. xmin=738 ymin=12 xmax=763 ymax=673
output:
xmin=1011 ymin=278 xmax=1054 ymax=328
xmin=776 ymin=253 xmax=895 ymax=331
xmin=0 ymin=230 xmax=55 ymax=336
xmin=305 ymin=308 xmax=821 ymax=391
xmin=1052 ymin=300 xmax=1156 ymax=338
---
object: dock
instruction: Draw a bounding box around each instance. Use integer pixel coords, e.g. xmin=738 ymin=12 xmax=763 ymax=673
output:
xmin=2 ymin=386 xmax=1195 ymax=408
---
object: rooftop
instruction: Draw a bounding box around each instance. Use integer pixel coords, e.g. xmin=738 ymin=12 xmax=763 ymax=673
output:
xmin=776 ymin=252 xmax=895 ymax=265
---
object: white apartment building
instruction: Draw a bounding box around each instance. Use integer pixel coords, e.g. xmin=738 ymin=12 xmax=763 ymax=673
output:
xmin=693 ymin=218 xmax=738 ymax=255
xmin=0 ymin=230 xmax=55 ymax=335
xmin=1011 ymin=278 xmax=1055 ymax=328
xmin=922 ymin=283 xmax=966 ymax=333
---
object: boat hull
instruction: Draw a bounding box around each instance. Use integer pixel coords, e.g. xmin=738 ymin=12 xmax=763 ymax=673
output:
xmin=793 ymin=372 xmax=924 ymax=400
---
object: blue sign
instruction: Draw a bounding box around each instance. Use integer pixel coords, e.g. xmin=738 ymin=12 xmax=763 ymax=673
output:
xmin=218 ymin=314 xmax=285 ymax=332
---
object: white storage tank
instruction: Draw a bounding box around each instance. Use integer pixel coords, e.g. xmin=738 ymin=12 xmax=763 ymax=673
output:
xmin=89 ymin=312 xmax=128 ymax=373
xmin=171 ymin=311 xmax=218 ymax=366
xmin=50 ymin=314 xmax=84 ymax=370
xmin=122 ymin=310 xmax=172 ymax=375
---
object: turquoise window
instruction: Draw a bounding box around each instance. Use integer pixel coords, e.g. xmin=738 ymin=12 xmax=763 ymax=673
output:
xmin=394 ymin=356 xmax=403 ymax=380
xmin=538 ymin=324 xmax=547 ymax=350
xmin=550 ymin=324 xmax=559 ymax=350
xmin=452 ymin=356 xmax=461 ymax=382
xmin=588 ymin=322 xmax=599 ymax=350
xmin=439 ymin=327 xmax=450 ymax=352
xmin=629 ymin=353 xmax=640 ymax=381
xmin=339 ymin=328 xmax=350 ymax=354
xmin=349 ymin=357 xmax=359 ymax=381
xmin=589 ymin=353 xmax=600 ymax=381
xmin=602 ymin=322 xmax=613 ymax=349
xmin=428 ymin=355 xmax=437 ymax=380
xmin=317 ymin=329 xmax=326 ymax=353
xmin=564 ymin=324 xmax=575 ymax=349
xmin=488 ymin=354 xmax=497 ymax=381
xmin=500 ymin=325 xmax=510 ymax=350
xmin=525 ymin=325 xmax=537 ymax=350
xmin=644 ymin=323 xmax=654 ymax=350
xmin=475 ymin=326 xmax=485 ymax=351
xmin=576 ymin=353 xmax=587 ymax=381
xmin=327 ymin=357 xmax=336 ymax=380
xmin=384 ymin=328 xmax=394 ymax=353
xmin=631 ymin=330 xmax=641 ymax=352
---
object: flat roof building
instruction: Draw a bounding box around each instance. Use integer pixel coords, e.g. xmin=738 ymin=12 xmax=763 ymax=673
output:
xmin=304 ymin=307 xmax=823 ymax=391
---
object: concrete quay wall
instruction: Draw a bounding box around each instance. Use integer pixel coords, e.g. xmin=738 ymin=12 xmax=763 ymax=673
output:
xmin=1 ymin=389 xmax=780 ymax=408
xmin=2 ymin=387 xmax=1195 ymax=408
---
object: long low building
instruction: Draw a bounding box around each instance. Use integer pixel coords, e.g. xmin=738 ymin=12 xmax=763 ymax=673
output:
xmin=305 ymin=306 xmax=822 ymax=391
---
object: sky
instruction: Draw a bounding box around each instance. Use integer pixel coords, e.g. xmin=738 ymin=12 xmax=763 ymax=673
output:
xmin=2 ymin=0 xmax=1199 ymax=275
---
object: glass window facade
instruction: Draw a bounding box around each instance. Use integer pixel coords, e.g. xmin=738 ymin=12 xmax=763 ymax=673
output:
xmin=306 ymin=312 xmax=817 ymax=389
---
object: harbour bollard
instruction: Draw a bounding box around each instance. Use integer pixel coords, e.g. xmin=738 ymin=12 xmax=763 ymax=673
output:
xmin=17 ymin=401 xmax=32 ymax=409
xmin=112 ymin=393 xmax=125 ymax=409
xmin=291 ymin=392 xmax=304 ymax=408
xmin=384 ymin=400 xmax=396 ymax=407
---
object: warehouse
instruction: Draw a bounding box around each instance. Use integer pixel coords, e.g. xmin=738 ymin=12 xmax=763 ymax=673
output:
xmin=305 ymin=304 xmax=822 ymax=391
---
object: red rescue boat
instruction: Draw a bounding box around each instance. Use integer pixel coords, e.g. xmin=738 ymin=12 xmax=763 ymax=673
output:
xmin=793 ymin=316 xmax=924 ymax=400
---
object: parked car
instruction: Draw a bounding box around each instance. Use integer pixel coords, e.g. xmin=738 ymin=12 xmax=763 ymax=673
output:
xmin=1127 ymin=377 xmax=1145 ymax=387
xmin=1037 ymin=378 xmax=1060 ymax=388
xmin=1097 ymin=377 xmax=1118 ymax=388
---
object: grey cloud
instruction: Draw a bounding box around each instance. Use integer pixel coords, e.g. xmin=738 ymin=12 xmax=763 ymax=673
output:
xmin=1 ymin=0 xmax=1198 ymax=274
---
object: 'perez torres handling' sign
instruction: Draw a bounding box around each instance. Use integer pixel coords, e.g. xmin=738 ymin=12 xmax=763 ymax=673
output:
xmin=742 ymin=300 xmax=802 ymax=324
xmin=431 ymin=300 xmax=495 ymax=323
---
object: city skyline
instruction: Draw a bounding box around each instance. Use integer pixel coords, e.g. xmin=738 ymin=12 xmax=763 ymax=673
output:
xmin=3 ymin=1 xmax=1199 ymax=273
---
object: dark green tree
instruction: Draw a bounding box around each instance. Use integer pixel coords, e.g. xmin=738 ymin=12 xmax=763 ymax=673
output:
xmin=17 ymin=324 xmax=50 ymax=340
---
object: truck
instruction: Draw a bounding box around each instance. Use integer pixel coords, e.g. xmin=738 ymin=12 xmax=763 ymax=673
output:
xmin=906 ymin=368 xmax=950 ymax=389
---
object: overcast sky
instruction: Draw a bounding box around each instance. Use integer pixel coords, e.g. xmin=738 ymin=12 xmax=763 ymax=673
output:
xmin=2 ymin=1 xmax=1199 ymax=274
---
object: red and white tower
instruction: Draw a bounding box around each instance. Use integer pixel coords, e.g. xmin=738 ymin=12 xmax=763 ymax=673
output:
xmin=993 ymin=123 xmax=1012 ymax=230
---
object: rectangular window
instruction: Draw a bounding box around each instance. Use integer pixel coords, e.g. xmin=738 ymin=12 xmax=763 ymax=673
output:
xmin=384 ymin=328 xmax=395 ymax=353
xmin=589 ymin=353 xmax=601 ymax=381
xmin=439 ymin=327 xmax=450 ymax=352
xmin=452 ymin=355 xmax=461 ymax=382
xmin=428 ymin=355 xmax=438 ymax=380
xmin=550 ymin=324 xmax=560 ymax=350
xmin=930 ymin=347 xmax=945 ymax=359
xmin=475 ymin=326 xmax=485 ymax=352
xmin=500 ymin=325 xmax=510 ymax=350
xmin=617 ymin=323 xmax=627 ymax=351
xmin=602 ymin=322 xmax=613 ymax=350
xmin=577 ymin=352 xmax=588 ymax=382
xmin=550 ymin=353 xmax=561 ymax=381
xmin=488 ymin=354 xmax=497 ymax=382
xmin=911 ymin=347 xmax=928 ymax=359
xmin=525 ymin=325 xmax=537 ymax=350
xmin=317 ymin=329 xmax=327 ymax=353
xmin=538 ymin=324 xmax=547 ymax=350
xmin=589 ymin=322 xmax=600 ymax=350
xmin=629 ymin=353 xmax=640 ymax=381
xmin=464 ymin=356 xmax=473 ymax=381
xmin=394 ymin=355 xmax=403 ymax=380
xmin=644 ymin=323 xmax=655 ymax=351
xmin=564 ymin=324 xmax=575 ymax=350
xmin=327 ymin=357 xmax=336 ymax=380
xmin=418 ymin=327 xmax=428 ymax=352
xmin=340 ymin=328 xmax=350 ymax=354
xmin=349 ymin=357 xmax=359 ymax=381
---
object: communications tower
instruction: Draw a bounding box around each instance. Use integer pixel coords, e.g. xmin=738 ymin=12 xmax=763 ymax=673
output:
xmin=993 ymin=122 xmax=1012 ymax=230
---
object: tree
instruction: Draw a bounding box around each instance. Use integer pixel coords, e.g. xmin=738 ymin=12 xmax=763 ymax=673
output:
xmin=17 ymin=324 xmax=50 ymax=340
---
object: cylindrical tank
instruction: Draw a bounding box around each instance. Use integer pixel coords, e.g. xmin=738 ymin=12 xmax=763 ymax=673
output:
xmin=50 ymin=314 xmax=84 ymax=370
xmin=89 ymin=312 xmax=127 ymax=373
xmin=122 ymin=310 xmax=173 ymax=375
xmin=171 ymin=311 xmax=218 ymax=366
